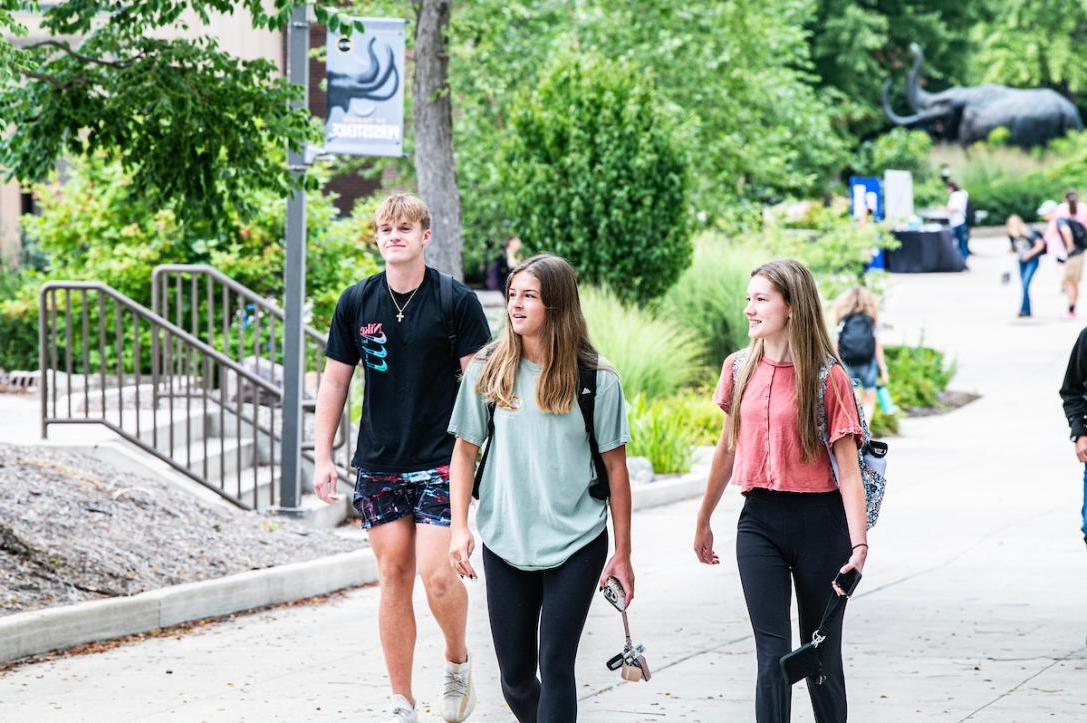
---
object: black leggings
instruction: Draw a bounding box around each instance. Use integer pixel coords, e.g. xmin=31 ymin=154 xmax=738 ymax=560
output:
xmin=482 ymin=530 xmax=608 ymax=723
xmin=736 ymin=489 xmax=852 ymax=723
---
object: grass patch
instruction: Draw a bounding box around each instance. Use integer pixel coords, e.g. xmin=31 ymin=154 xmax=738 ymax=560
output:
xmin=582 ymin=286 xmax=707 ymax=401
xmin=659 ymin=235 xmax=763 ymax=366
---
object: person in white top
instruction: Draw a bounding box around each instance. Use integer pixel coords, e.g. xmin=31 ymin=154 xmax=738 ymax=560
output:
xmin=945 ymin=179 xmax=971 ymax=260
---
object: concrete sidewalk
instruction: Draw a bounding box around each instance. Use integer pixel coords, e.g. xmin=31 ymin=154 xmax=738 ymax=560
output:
xmin=2 ymin=234 xmax=1086 ymax=721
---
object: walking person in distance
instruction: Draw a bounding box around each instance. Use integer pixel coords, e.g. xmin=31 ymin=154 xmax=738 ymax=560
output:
xmin=1005 ymin=215 xmax=1046 ymax=319
xmin=694 ymin=259 xmax=869 ymax=723
xmin=832 ymin=286 xmax=889 ymax=422
xmin=1039 ymin=199 xmax=1087 ymax=319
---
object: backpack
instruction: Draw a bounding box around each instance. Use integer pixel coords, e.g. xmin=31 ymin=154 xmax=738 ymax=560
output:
xmin=730 ymin=351 xmax=888 ymax=529
xmin=837 ymin=314 xmax=876 ymax=366
xmin=472 ymin=360 xmax=609 ymax=501
xmin=1059 ymin=218 xmax=1087 ymax=250
xmin=360 ymin=270 xmax=457 ymax=366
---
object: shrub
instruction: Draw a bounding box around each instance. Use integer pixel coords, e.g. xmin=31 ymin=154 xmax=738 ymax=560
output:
xmin=671 ymin=390 xmax=725 ymax=447
xmin=868 ymin=344 xmax=956 ymax=437
xmin=855 ymin=129 xmax=946 ymax=209
xmin=581 ymin=287 xmax=706 ymax=401
xmin=626 ymin=394 xmax=697 ymax=474
xmin=763 ymin=205 xmax=890 ymax=301
xmin=931 ymin=143 xmax=1064 ymax=224
xmin=855 ymin=128 xmax=933 ymax=181
xmin=0 ymin=263 xmax=38 ymax=370
xmin=1039 ymin=130 xmax=1087 ymax=200
xmin=660 ymin=236 xmax=765 ymax=366
xmin=498 ymin=50 xmax=694 ymax=305
xmin=884 ymin=344 xmax=956 ymax=410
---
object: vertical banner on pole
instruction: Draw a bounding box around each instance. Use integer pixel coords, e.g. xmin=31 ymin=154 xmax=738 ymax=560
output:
xmin=325 ymin=18 xmax=406 ymax=157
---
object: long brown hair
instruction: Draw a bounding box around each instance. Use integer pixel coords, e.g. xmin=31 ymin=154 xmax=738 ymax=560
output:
xmin=727 ymin=259 xmax=842 ymax=461
xmin=476 ymin=255 xmax=606 ymax=414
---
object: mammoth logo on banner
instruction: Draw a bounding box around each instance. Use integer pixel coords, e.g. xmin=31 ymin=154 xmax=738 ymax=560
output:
xmin=325 ymin=18 xmax=406 ymax=157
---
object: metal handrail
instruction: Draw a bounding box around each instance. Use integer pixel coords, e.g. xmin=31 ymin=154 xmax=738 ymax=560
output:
xmin=39 ymin=281 xmax=284 ymax=510
xmin=149 ymin=264 xmax=355 ymax=484
xmin=151 ymin=264 xmax=330 ymax=342
xmin=40 ymin=282 xmax=279 ymax=395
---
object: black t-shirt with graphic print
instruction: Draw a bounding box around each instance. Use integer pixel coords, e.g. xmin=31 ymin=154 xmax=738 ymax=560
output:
xmin=324 ymin=267 xmax=492 ymax=473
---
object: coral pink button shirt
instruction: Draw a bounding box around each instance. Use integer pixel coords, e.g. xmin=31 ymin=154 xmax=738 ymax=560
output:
xmin=713 ymin=352 xmax=863 ymax=494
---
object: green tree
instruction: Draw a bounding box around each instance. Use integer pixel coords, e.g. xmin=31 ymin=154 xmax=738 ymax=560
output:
xmin=0 ymin=0 xmax=362 ymax=231
xmin=808 ymin=0 xmax=992 ymax=133
xmin=498 ymin=51 xmax=692 ymax=305
xmin=574 ymin=0 xmax=849 ymax=218
xmin=971 ymin=0 xmax=1087 ymax=104
xmin=452 ymin=0 xmax=848 ymax=266
xmin=0 ymin=1 xmax=31 ymax=82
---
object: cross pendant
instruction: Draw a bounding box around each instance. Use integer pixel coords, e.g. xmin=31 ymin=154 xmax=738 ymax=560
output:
xmin=396 ymin=312 xmax=404 ymax=322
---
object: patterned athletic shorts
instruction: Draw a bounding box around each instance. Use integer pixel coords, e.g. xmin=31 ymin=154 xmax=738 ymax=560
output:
xmin=352 ymin=465 xmax=452 ymax=529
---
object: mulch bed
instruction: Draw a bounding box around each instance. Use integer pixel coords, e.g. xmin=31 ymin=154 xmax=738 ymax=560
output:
xmin=0 ymin=444 xmax=356 ymax=617
xmin=905 ymin=390 xmax=982 ymax=417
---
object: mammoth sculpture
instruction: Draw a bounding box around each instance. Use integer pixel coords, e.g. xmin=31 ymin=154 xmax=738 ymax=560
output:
xmin=882 ymin=43 xmax=1083 ymax=148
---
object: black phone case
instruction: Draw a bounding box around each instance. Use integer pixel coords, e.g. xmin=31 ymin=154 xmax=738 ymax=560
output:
xmin=779 ymin=642 xmax=825 ymax=685
xmin=834 ymin=569 xmax=861 ymax=596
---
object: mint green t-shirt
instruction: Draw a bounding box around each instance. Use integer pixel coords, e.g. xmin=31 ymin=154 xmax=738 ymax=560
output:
xmin=448 ymin=358 xmax=630 ymax=571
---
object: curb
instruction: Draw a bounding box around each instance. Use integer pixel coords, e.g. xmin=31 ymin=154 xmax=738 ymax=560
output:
xmin=631 ymin=470 xmax=707 ymax=512
xmin=0 ymin=471 xmax=706 ymax=666
xmin=0 ymin=549 xmax=377 ymax=665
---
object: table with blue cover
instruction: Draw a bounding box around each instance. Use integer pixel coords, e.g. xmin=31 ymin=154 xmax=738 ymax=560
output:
xmin=886 ymin=228 xmax=966 ymax=273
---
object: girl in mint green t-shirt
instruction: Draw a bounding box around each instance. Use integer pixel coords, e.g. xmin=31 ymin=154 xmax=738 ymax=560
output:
xmin=447 ymin=254 xmax=633 ymax=723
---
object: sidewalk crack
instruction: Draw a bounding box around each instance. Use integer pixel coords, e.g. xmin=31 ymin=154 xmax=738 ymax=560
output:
xmin=958 ymin=645 xmax=1087 ymax=721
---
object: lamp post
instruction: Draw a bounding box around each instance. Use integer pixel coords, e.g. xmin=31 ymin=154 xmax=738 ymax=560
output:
xmin=278 ymin=3 xmax=312 ymax=516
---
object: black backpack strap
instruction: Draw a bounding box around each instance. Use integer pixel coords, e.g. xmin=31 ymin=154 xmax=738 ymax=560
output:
xmin=439 ymin=272 xmax=458 ymax=368
xmin=360 ymin=273 xmax=379 ymax=301
xmin=472 ymin=402 xmax=496 ymax=499
xmin=579 ymin=362 xmax=611 ymax=501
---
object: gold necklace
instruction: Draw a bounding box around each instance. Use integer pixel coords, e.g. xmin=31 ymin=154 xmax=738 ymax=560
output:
xmin=387 ymin=278 xmax=422 ymax=322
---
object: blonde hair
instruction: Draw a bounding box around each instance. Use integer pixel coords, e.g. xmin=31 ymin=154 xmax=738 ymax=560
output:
xmin=727 ymin=259 xmax=843 ymax=462
xmin=832 ymin=286 xmax=879 ymax=325
xmin=475 ymin=255 xmax=608 ymax=414
xmin=373 ymin=193 xmax=431 ymax=231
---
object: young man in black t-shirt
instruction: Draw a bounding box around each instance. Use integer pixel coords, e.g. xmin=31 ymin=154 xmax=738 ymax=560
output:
xmin=314 ymin=194 xmax=491 ymax=723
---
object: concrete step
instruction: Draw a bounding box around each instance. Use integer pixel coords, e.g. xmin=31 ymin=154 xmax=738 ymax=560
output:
xmin=167 ymin=435 xmax=257 ymax=487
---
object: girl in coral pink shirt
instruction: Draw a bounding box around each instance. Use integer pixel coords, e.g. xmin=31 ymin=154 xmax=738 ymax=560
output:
xmin=694 ymin=259 xmax=868 ymax=723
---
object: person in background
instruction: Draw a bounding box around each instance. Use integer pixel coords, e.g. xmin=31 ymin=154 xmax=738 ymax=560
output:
xmin=831 ymin=287 xmax=889 ymax=423
xmin=1040 ymin=199 xmax=1085 ymax=319
xmin=1059 ymin=326 xmax=1087 ymax=549
xmin=1006 ymin=214 xmax=1046 ymax=318
xmin=1059 ymin=190 xmax=1087 ymax=225
xmin=484 ymin=235 xmax=523 ymax=291
xmin=944 ymin=178 xmax=971 ymax=260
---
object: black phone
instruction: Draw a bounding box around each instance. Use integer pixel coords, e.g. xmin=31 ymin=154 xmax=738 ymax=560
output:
xmin=833 ymin=569 xmax=861 ymax=597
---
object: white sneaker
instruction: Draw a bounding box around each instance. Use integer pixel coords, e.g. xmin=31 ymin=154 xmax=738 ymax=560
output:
xmin=441 ymin=656 xmax=477 ymax=722
xmin=387 ymin=694 xmax=418 ymax=723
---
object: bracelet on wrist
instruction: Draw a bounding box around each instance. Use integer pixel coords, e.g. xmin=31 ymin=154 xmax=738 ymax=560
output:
xmin=852 ymin=543 xmax=869 ymax=551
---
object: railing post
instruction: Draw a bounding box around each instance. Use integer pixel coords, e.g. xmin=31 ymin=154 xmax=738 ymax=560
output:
xmin=277 ymin=3 xmax=312 ymax=517
xmin=39 ymin=286 xmax=48 ymax=440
